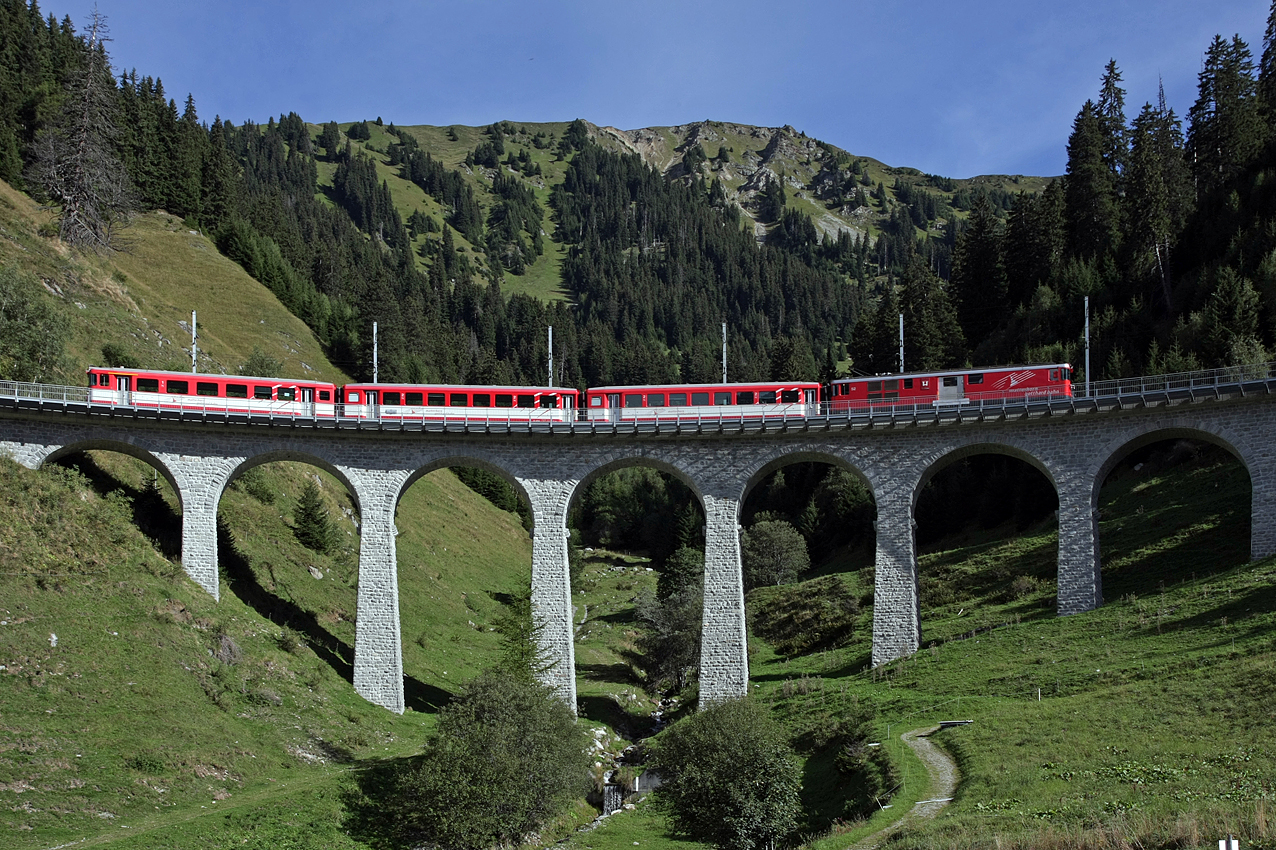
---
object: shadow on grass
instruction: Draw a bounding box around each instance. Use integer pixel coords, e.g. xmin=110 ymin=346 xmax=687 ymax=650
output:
xmin=340 ymin=755 xmax=420 ymax=850
xmin=56 ymin=452 xmax=182 ymax=559
xmin=217 ymin=516 xmax=452 ymax=712
xmin=576 ymin=661 xmax=638 ymax=684
xmin=576 ymin=693 xmax=655 ymax=739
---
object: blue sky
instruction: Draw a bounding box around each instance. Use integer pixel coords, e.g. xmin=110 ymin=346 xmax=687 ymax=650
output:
xmin=41 ymin=0 xmax=1274 ymax=178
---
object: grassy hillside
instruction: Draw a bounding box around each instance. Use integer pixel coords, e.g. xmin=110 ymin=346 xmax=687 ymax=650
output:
xmin=0 ymin=178 xmax=350 ymax=384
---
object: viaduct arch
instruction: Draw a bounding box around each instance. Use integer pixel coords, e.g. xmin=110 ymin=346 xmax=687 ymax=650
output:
xmin=2 ymin=386 xmax=1274 ymax=713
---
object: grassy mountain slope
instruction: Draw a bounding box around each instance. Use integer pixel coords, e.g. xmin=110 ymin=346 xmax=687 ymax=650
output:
xmin=307 ymin=118 xmax=1050 ymax=307
xmin=0 ymin=179 xmax=349 ymax=383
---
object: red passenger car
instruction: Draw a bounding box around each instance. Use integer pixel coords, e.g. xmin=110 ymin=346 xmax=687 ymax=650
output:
xmin=828 ymin=364 xmax=1072 ymax=411
xmin=86 ymin=367 xmax=338 ymax=417
xmin=340 ymin=384 xmax=579 ymax=423
xmin=584 ymin=381 xmax=821 ymax=423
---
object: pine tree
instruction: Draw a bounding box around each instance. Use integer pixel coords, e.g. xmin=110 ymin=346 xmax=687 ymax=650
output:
xmin=1125 ymin=88 xmax=1192 ymax=311
xmin=1096 ymin=60 xmax=1129 ymax=180
xmin=293 ymin=480 xmax=332 ymax=552
xmin=30 ymin=10 xmax=132 ymax=250
xmin=1064 ymin=100 xmax=1121 ymax=263
xmin=1188 ymin=35 xmax=1264 ymax=196
xmin=950 ymin=195 xmax=1007 ymax=345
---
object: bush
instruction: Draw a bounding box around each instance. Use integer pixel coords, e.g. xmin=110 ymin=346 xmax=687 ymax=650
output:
xmin=649 ymin=697 xmax=801 ymax=850
xmin=100 ymin=341 xmax=139 ymax=368
xmin=741 ymin=519 xmax=809 ymax=589
xmin=381 ymin=672 xmax=590 ymax=850
xmin=750 ymin=574 xmax=859 ymax=656
xmin=238 ymin=346 xmax=283 ymax=378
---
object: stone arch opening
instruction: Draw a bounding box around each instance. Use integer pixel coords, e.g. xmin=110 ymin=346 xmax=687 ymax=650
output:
xmin=214 ymin=453 xmax=364 ymax=696
xmin=1095 ymin=432 xmax=1251 ymax=599
xmin=737 ymin=450 xmax=878 ymax=679
xmin=392 ymin=454 xmax=536 ymax=710
xmin=913 ymin=444 xmax=1060 ymax=631
xmin=567 ymin=456 xmax=707 ymax=730
xmin=44 ymin=440 xmax=184 ymax=562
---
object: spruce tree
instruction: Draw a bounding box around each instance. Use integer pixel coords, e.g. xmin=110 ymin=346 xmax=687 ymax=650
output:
xmin=30 ymin=10 xmax=132 ymax=251
xmin=1064 ymin=100 xmax=1121 ymax=263
xmin=1188 ymin=35 xmax=1264 ymax=196
xmin=293 ymin=480 xmax=331 ymax=553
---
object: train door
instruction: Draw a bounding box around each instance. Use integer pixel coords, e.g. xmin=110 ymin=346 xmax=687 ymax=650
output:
xmin=608 ymin=393 xmax=620 ymax=423
xmin=300 ymin=387 xmax=314 ymax=416
xmin=365 ymin=390 xmax=379 ymax=419
xmin=937 ymin=374 xmax=964 ymax=403
xmin=115 ymin=375 xmax=131 ymax=404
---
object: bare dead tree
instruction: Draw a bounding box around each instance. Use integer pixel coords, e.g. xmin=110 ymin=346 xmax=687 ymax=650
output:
xmin=29 ymin=8 xmax=132 ymax=252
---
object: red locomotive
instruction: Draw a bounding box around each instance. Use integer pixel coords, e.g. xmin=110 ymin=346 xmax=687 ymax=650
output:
xmin=584 ymin=381 xmax=822 ymax=423
xmin=87 ymin=367 xmax=337 ymax=417
xmin=828 ymin=364 xmax=1072 ymax=411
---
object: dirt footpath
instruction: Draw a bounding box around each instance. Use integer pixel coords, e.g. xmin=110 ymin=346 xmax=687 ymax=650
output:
xmin=846 ymin=725 xmax=959 ymax=849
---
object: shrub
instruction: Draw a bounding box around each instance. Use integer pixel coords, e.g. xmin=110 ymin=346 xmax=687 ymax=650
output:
xmin=741 ymin=518 xmax=809 ymax=589
xmin=381 ymin=672 xmax=590 ymax=849
xmin=650 ymin=697 xmax=801 ymax=850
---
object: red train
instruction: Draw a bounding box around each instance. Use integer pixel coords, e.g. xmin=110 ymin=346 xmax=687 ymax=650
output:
xmin=828 ymin=364 xmax=1072 ymax=411
xmin=584 ymin=381 xmax=821 ymax=422
xmin=86 ymin=363 xmax=1072 ymax=422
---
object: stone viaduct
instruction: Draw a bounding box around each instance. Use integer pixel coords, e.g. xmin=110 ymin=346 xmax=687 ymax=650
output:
xmin=2 ymin=374 xmax=1275 ymax=714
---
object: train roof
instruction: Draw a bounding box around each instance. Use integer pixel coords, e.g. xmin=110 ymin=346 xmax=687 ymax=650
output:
xmin=343 ymin=383 xmax=576 ymax=393
xmin=833 ymin=364 xmax=1072 ymax=383
xmin=87 ymin=366 xmax=335 ymax=385
xmin=588 ymin=381 xmax=821 ymax=392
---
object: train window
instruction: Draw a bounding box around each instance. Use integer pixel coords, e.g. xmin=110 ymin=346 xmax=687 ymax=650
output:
xmin=760 ymin=391 xmax=777 ymax=403
xmin=884 ymin=380 xmax=898 ymax=391
xmin=166 ymin=380 xmax=189 ymax=394
xmin=968 ymin=374 xmax=984 ymax=384
xmin=625 ymin=393 xmax=644 ymax=408
xmin=382 ymin=392 xmax=402 ymax=405
xmin=449 ymin=393 xmax=467 ymax=407
xmin=648 ymin=393 xmax=666 ymax=407
xmin=1049 ymin=369 xmax=1060 ymax=381
xmin=540 ymin=394 xmax=559 ymax=409
xmin=259 ymin=386 xmax=276 ymax=400
xmin=589 ymin=395 xmax=602 ymax=407
xmin=278 ymin=387 xmax=296 ymax=401
xmin=496 ymin=394 xmax=514 ymax=408
xmin=1063 ymin=368 xmax=1071 ymax=380
xmin=428 ymin=393 xmax=445 ymax=406
xmin=714 ymin=392 xmax=731 ymax=405
xmin=226 ymin=384 xmax=249 ymax=398
xmin=781 ymin=390 xmax=799 ymax=403
xmin=405 ymin=393 xmax=423 ymax=405
xmin=318 ymin=390 xmax=331 ymax=401
xmin=137 ymin=378 xmax=159 ymax=393
xmin=942 ymin=376 xmax=958 ymax=387
xmin=736 ymin=391 xmax=755 ymax=404
xmin=473 ymin=393 xmax=491 ymax=407
xmin=196 ymin=382 xmax=219 ymax=397
xmin=903 ymin=379 xmax=914 ymax=389
xmin=692 ymin=392 xmax=709 ymax=405
xmin=670 ymin=393 xmax=688 ymax=406
xmin=517 ymin=394 xmax=535 ymax=408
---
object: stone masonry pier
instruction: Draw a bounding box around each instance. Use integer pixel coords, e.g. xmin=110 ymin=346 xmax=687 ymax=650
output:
xmin=2 ymin=380 xmax=1275 ymax=713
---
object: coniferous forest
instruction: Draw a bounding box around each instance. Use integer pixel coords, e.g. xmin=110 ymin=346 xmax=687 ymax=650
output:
xmin=6 ymin=0 xmax=1276 ymax=387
